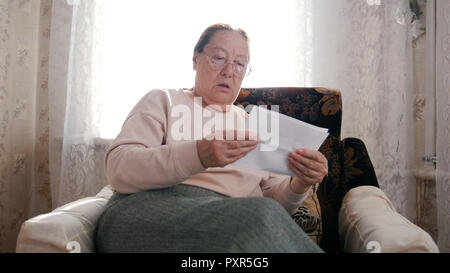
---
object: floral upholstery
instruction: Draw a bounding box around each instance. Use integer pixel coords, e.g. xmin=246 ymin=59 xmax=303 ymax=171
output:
xmin=234 ymin=87 xmax=379 ymax=252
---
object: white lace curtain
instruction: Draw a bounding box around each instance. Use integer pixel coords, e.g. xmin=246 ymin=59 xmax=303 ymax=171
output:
xmin=434 ymin=0 xmax=450 ymax=253
xmin=0 ymin=0 xmax=448 ymax=252
xmin=311 ymin=0 xmax=417 ymax=225
xmin=48 ymin=0 xmax=108 ymax=208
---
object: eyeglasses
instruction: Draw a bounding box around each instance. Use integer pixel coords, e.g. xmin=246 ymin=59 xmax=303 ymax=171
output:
xmin=203 ymin=53 xmax=252 ymax=77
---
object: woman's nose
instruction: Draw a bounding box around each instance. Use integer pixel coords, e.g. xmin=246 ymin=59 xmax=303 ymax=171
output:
xmin=220 ymin=62 xmax=234 ymax=77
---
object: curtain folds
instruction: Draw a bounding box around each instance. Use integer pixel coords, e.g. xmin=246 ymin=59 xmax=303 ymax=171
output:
xmin=0 ymin=0 xmax=53 ymax=252
xmin=311 ymin=0 xmax=416 ymax=219
xmin=434 ymin=0 xmax=450 ymax=253
xmin=48 ymin=0 xmax=108 ymax=208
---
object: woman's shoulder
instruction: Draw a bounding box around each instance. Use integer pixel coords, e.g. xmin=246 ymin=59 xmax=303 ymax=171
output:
xmin=141 ymin=88 xmax=188 ymax=102
xmin=128 ymin=88 xmax=190 ymax=116
xmin=140 ymin=88 xmax=192 ymax=105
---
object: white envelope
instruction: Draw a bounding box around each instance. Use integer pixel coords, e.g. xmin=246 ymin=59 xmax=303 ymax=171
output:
xmin=231 ymin=106 xmax=329 ymax=176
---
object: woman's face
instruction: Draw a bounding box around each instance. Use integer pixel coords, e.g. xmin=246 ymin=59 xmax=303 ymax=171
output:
xmin=193 ymin=30 xmax=249 ymax=109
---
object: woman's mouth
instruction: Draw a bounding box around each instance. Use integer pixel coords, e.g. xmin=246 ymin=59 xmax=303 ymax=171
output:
xmin=217 ymin=83 xmax=230 ymax=88
xmin=216 ymin=83 xmax=231 ymax=92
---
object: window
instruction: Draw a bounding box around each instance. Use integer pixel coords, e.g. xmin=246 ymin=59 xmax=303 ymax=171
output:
xmin=100 ymin=0 xmax=311 ymax=138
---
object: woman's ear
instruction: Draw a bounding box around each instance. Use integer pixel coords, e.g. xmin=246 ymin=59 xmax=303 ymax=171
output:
xmin=193 ymin=54 xmax=199 ymax=71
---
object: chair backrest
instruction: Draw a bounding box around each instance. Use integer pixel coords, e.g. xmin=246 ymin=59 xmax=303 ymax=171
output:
xmin=235 ymin=87 xmax=344 ymax=252
xmin=234 ymin=87 xmax=342 ymax=140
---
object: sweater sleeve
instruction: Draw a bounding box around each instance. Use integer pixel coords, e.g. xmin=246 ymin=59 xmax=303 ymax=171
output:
xmin=260 ymin=172 xmax=311 ymax=215
xmin=104 ymin=91 xmax=206 ymax=194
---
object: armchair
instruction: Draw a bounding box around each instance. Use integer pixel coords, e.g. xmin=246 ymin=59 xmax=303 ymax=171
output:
xmin=16 ymin=87 xmax=438 ymax=253
xmin=235 ymin=87 xmax=379 ymax=252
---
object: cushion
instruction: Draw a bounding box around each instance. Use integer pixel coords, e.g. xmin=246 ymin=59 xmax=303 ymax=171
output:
xmin=16 ymin=185 xmax=114 ymax=253
xmin=338 ymin=186 xmax=439 ymax=253
xmin=292 ymin=184 xmax=323 ymax=244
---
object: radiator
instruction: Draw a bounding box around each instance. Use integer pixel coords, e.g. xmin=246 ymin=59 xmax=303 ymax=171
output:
xmin=413 ymin=161 xmax=438 ymax=242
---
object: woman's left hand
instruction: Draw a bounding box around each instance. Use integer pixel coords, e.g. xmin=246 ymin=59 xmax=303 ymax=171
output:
xmin=288 ymin=148 xmax=328 ymax=193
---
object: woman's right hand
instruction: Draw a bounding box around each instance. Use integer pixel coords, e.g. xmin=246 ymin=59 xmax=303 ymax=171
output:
xmin=196 ymin=130 xmax=259 ymax=168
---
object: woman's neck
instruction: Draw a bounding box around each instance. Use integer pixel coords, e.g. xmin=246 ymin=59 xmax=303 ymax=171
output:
xmin=185 ymin=88 xmax=229 ymax=112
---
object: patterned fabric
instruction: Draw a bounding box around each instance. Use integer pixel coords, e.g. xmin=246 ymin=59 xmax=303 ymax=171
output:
xmin=235 ymin=87 xmax=380 ymax=252
xmin=291 ymin=184 xmax=322 ymax=244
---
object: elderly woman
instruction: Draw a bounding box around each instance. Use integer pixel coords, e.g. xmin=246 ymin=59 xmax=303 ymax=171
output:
xmin=96 ymin=23 xmax=327 ymax=253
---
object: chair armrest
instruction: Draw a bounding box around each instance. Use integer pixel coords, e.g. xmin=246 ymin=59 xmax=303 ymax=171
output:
xmin=338 ymin=186 xmax=439 ymax=253
xmin=342 ymin=137 xmax=379 ymax=190
xmin=16 ymin=185 xmax=113 ymax=253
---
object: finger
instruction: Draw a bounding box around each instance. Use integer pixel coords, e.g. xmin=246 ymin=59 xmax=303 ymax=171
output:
xmin=288 ymin=157 xmax=320 ymax=179
xmin=293 ymin=150 xmax=328 ymax=171
xmin=295 ymin=149 xmax=327 ymax=165
xmin=224 ymin=143 xmax=258 ymax=157
xmin=226 ymin=145 xmax=258 ymax=164
xmin=224 ymin=139 xmax=259 ymax=149
xmin=289 ymin=152 xmax=319 ymax=170
xmin=290 ymin=154 xmax=328 ymax=177
xmin=221 ymin=130 xmax=258 ymax=141
xmin=294 ymin=148 xmax=319 ymax=160
xmin=288 ymin=162 xmax=317 ymax=185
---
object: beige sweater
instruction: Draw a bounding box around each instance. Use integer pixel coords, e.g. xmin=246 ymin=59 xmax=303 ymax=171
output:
xmin=104 ymin=88 xmax=309 ymax=215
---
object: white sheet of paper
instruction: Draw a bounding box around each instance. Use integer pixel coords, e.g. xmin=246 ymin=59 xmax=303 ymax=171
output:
xmin=231 ymin=106 xmax=329 ymax=176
